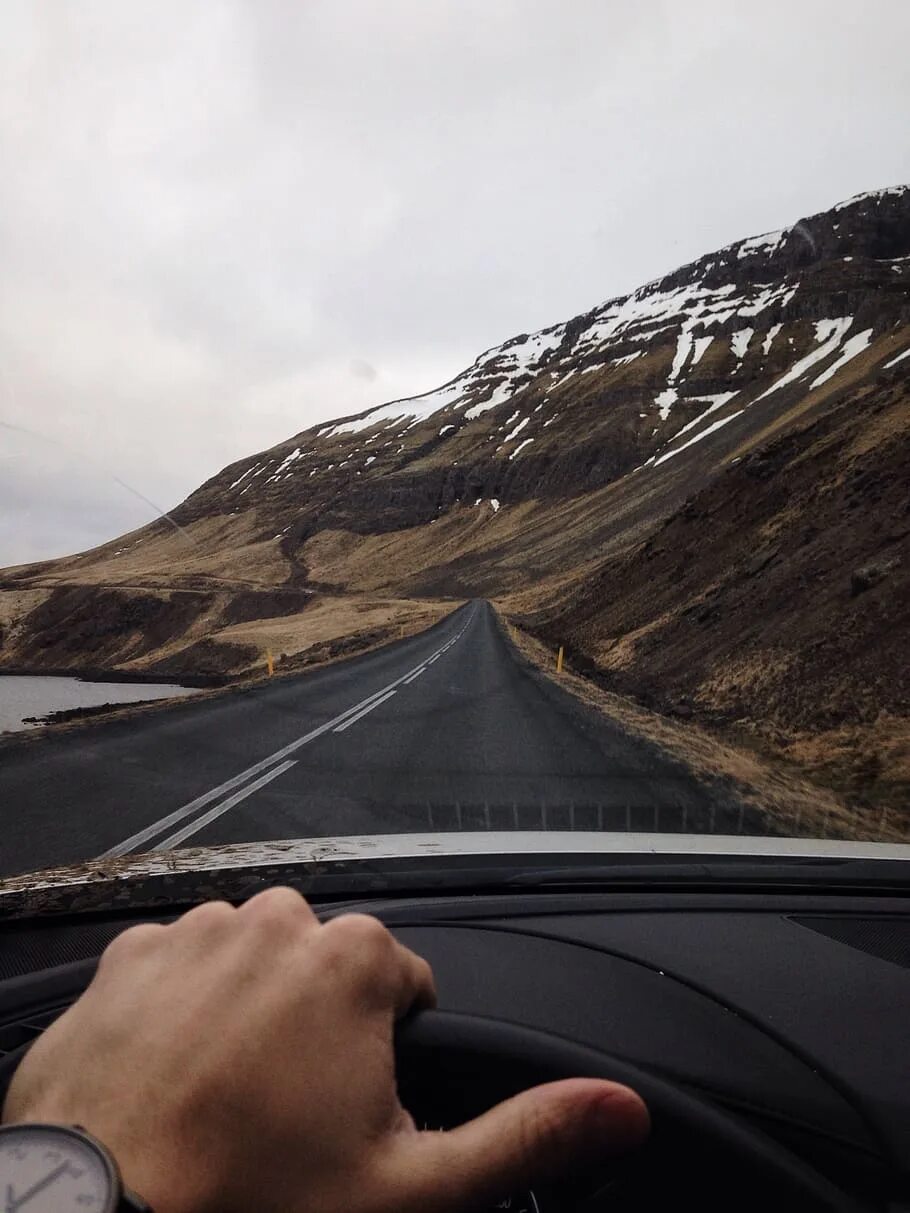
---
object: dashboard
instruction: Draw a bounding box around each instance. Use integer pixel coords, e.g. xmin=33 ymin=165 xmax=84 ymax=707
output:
xmin=0 ymin=886 xmax=908 ymax=1210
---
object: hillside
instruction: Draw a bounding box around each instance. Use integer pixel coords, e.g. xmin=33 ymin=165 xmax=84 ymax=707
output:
xmin=2 ymin=185 xmax=908 ymax=816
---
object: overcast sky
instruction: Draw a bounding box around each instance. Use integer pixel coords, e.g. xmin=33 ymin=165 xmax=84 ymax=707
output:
xmin=2 ymin=0 xmax=908 ymax=564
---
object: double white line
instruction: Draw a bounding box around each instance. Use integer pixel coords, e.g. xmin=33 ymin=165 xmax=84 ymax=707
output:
xmin=100 ymin=613 xmax=473 ymax=858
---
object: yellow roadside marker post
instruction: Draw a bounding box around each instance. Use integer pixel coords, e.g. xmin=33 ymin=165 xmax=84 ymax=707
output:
xmin=556 ymin=645 xmax=564 ymax=675
xmin=267 ymin=650 xmax=275 ymax=677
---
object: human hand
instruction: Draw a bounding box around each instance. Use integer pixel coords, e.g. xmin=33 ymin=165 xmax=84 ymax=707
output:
xmin=2 ymin=888 xmax=648 ymax=1213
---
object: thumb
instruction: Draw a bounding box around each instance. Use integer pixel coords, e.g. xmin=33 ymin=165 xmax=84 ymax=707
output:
xmin=405 ymin=1078 xmax=649 ymax=1212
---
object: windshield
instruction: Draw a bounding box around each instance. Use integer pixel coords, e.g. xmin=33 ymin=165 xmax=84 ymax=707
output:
xmin=1 ymin=3 xmax=908 ymax=889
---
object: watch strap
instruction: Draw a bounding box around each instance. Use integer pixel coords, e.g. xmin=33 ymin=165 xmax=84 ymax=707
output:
xmin=119 ymin=1189 xmax=153 ymax=1212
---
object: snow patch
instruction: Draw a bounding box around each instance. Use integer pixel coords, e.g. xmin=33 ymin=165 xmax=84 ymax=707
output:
xmin=671 ymin=393 xmax=739 ymax=440
xmin=737 ymin=283 xmax=797 ymax=318
xmin=229 ymin=463 xmax=261 ymax=490
xmin=464 ymin=378 xmax=516 ymax=420
xmin=669 ymin=331 xmax=694 ymax=381
xmin=690 ymin=336 xmax=713 ymax=367
xmin=884 ymin=347 xmax=910 ymax=368
xmin=654 ymin=410 xmax=744 ymax=466
xmin=509 ymin=438 xmax=534 ymax=460
xmin=833 ymin=185 xmax=908 ymax=211
xmin=503 ymin=416 xmax=530 ymax=443
xmin=815 ymin=318 xmax=852 ymax=343
xmin=266 ymin=447 xmax=303 ymax=483
xmin=731 ymin=328 xmax=753 ymax=362
xmin=761 ymin=324 xmax=782 ymax=356
xmin=810 ymin=329 xmax=873 ymax=387
xmin=736 ymin=229 xmax=786 ymax=258
xmin=655 ymin=387 xmax=678 ymax=421
xmin=755 ymin=318 xmax=853 ymax=402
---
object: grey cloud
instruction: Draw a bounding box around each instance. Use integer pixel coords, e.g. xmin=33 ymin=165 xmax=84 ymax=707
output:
xmin=350 ymin=360 xmax=378 ymax=382
xmin=1 ymin=0 xmax=908 ymax=562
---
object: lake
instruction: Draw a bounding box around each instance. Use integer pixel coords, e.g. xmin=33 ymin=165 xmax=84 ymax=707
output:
xmin=0 ymin=675 xmax=194 ymax=733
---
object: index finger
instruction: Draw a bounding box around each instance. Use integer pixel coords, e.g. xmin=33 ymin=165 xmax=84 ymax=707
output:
xmin=390 ymin=939 xmax=437 ymax=1018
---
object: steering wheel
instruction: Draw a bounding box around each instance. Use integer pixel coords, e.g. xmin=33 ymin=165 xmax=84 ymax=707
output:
xmin=395 ymin=1011 xmax=868 ymax=1213
xmin=0 ymin=1001 xmax=868 ymax=1213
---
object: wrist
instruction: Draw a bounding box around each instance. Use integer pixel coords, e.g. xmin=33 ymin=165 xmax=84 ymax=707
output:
xmin=2 ymin=1110 xmax=211 ymax=1213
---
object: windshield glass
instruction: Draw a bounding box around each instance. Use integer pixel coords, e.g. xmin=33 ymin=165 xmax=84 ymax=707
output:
xmin=2 ymin=3 xmax=908 ymax=887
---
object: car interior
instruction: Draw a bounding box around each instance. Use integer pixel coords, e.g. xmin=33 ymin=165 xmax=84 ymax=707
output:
xmin=0 ymin=856 xmax=907 ymax=1212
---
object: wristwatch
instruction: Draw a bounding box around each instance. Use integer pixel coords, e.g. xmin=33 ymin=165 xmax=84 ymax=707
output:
xmin=0 ymin=1123 xmax=152 ymax=1211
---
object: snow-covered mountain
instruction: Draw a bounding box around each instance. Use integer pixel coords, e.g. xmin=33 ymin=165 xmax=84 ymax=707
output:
xmin=172 ymin=183 xmax=909 ymax=541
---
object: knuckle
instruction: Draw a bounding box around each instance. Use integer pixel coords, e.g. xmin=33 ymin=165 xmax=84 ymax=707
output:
xmin=177 ymin=899 xmax=236 ymax=933
xmin=324 ymin=912 xmax=392 ymax=953
xmin=99 ymin=923 xmax=164 ymax=966
xmin=242 ymin=886 xmax=310 ymax=929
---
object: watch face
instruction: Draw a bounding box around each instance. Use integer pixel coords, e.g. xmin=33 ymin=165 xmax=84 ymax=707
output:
xmin=0 ymin=1125 xmax=115 ymax=1213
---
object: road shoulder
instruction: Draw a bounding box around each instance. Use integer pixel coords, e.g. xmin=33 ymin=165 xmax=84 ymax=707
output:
xmin=499 ymin=610 xmax=892 ymax=842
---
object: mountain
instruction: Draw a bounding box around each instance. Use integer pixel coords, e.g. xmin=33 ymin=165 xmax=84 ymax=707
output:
xmin=2 ymin=186 xmax=909 ymax=814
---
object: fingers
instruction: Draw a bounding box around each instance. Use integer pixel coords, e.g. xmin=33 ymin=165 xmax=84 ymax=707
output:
xmin=321 ymin=913 xmax=437 ymax=1017
xmin=400 ymin=1078 xmax=649 ymax=1213
xmin=390 ymin=941 xmax=437 ymax=1016
xmin=99 ymin=893 xmax=435 ymax=1022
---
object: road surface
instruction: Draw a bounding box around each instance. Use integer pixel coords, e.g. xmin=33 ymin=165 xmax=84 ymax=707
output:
xmin=0 ymin=601 xmax=741 ymax=878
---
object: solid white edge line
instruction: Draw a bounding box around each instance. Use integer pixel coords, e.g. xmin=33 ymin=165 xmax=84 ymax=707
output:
xmin=333 ymin=688 xmax=397 ymax=732
xmin=153 ymin=759 xmax=298 ymax=851
xmin=100 ymin=608 xmax=474 ymax=858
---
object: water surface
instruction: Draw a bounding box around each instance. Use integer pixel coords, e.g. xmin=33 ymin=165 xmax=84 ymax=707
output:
xmin=0 ymin=675 xmax=193 ymax=733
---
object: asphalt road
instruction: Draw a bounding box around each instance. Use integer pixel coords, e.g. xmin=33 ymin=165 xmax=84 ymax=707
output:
xmin=0 ymin=601 xmax=741 ymax=878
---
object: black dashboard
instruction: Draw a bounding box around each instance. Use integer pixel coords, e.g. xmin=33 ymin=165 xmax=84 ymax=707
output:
xmin=1 ymin=886 xmax=908 ymax=1210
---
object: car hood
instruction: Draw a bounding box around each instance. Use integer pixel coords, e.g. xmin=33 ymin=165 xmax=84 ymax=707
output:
xmin=2 ymin=832 xmax=909 ymax=920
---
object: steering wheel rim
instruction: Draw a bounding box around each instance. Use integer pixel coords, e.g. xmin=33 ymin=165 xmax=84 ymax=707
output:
xmin=0 ymin=1001 xmax=869 ymax=1213
xmin=395 ymin=1010 xmax=866 ymax=1213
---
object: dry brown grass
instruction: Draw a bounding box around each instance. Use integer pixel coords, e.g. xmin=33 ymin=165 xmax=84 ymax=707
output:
xmin=781 ymin=715 xmax=910 ymax=824
xmin=212 ymin=595 xmax=457 ymax=668
xmin=503 ymin=616 xmax=904 ymax=842
xmin=695 ymin=650 xmax=799 ymax=711
xmin=16 ymin=511 xmax=293 ymax=590
xmin=0 ymin=588 xmax=48 ymax=632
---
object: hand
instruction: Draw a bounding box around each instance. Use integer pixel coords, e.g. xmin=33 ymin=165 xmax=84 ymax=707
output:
xmin=2 ymin=888 xmax=649 ymax=1213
